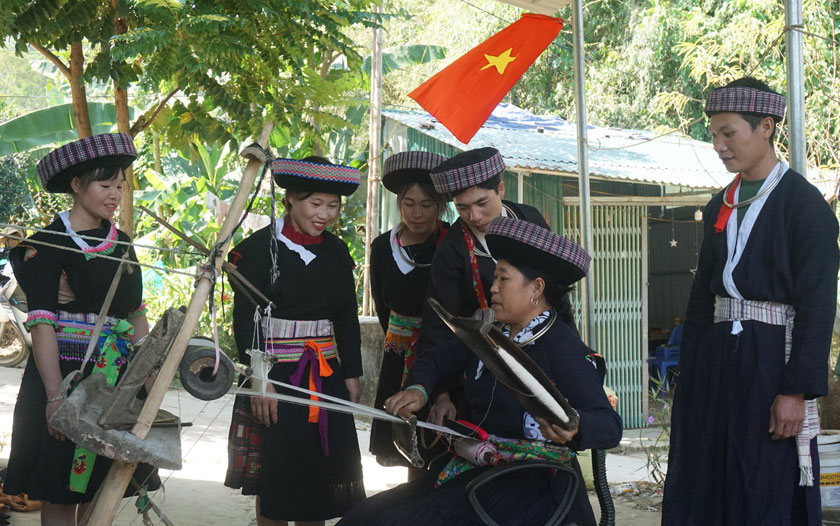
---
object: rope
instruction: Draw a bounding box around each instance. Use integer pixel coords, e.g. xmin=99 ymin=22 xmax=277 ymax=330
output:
xmin=124 ymin=384 xmax=241 ymax=526
xmin=790 ymin=25 xmax=840 ymax=46
xmin=209 ymin=142 xmax=273 ymax=263
xmin=194 ymin=142 xmax=273 ymax=389
xmin=745 ymin=29 xmax=786 ymax=77
xmin=268 ymin=173 xmax=281 ymax=284
xmin=2 ymin=232 xmax=198 ymax=277
xmin=0 ymin=222 xmax=202 ymax=257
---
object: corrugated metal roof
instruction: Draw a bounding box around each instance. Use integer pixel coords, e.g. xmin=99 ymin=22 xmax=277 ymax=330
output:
xmin=496 ymin=0 xmax=571 ymax=15
xmin=383 ymin=104 xmax=731 ymax=190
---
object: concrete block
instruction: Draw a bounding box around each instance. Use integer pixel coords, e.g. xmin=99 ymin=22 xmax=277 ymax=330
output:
xmin=358 ymin=316 xmax=385 ymax=411
xmin=50 ymin=373 xmax=182 ymax=470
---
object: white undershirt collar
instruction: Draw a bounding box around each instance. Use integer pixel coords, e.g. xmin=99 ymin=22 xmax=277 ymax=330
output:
xmin=722 ymin=160 xmax=787 ymax=333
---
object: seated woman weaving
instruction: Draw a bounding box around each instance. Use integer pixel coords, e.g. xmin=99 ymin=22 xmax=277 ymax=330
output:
xmin=339 ymin=217 xmax=622 ymax=526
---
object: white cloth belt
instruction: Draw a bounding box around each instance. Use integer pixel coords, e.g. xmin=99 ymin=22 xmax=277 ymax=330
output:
xmin=260 ymin=316 xmax=333 ymax=339
xmin=714 ymin=296 xmax=819 ymax=486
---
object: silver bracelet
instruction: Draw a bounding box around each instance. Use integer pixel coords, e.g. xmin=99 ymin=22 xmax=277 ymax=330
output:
xmin=46 ymin=395 xmax=65 ymax=404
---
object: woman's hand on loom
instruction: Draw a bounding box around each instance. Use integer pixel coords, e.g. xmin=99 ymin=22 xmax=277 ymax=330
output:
xmin=384 ymin=388 xmax=425 ymax=416
xmin=535 ymin=416 xmax=578 ymax=445
xmin=251 ymin=382 xmax=278 ymax=427
xmin=345 ymin=377 xmax=362 ymax=404
xmin=428 ymin=392 xmax=456 ymax=425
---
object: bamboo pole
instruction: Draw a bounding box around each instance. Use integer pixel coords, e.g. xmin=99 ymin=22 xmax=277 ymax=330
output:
xmin=362 ymin=1 xmax=383 ymax=317
xmin=81 ymin=123 xmax=274 ymax=525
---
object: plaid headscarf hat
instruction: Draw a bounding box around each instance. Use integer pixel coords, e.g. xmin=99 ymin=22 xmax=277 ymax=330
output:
xmin=382 ymin=151 xmax=446 ymax=194
xmin=429 ymin=147 xmax=505 ymax=195
xmin=704 ymin=83 xmax=786 ymax=123
xmin=272 ymin=157 xmax=361 ymax=196
xmin=36 ymin=133 xmax=137 ymax=193
xmin=486 ymin=216 xmax=590 ymax=287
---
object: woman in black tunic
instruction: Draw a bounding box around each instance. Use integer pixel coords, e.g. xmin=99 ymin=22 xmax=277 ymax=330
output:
xmin=224 ymin=156 xmax=365 ymax=525
xmin=339 ymin=217 xmax=622 ymax=526
xmin=3 ymin=134 xmax=158 ymax=525
xmin=368 ymin=151 xmax=449 ymax=471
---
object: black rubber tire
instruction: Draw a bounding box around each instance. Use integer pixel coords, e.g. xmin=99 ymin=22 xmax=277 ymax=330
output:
xmin=178 ymin=345 xmax=235 ymax=401
xmin=0 ymin=322 xmax=28 ymax=368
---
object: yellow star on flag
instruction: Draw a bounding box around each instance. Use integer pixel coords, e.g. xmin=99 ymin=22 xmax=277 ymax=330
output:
xmin=481 ymin=48 xmax=518 ymax=75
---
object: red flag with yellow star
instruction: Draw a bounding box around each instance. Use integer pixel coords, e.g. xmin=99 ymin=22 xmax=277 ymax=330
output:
xmin=408 ymin=14 xmax=563 ymax=144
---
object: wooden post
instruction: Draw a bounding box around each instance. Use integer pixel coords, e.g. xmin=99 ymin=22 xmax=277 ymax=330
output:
xmin=81 ymin=123 xmax=274 ymax=525
xmin=362 ymin=1 xmax=383 ymax=317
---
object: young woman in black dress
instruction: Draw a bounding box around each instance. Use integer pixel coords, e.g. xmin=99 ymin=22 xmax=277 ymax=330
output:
xmin=224 ymin=156 xmax=365 ymax=526
xmin=368 ymin=151 xmax=448 ymax=474
xmin=4 ymin=133 xmax=157 ymax=525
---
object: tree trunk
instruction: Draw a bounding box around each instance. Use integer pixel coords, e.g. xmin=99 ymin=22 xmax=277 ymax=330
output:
xmin=115 ymin=85 xmax=134 ymax=236
xmin=69 ymin=42 xmax=92 ymax=138
xmin=308 ymin=51 xmax=337 ymax=158
xmin=113 ymin=9 xmax=135 ymax=236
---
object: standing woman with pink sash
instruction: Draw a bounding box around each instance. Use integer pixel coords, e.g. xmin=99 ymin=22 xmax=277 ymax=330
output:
xmin=224 ymin=156 xmax=365 ymax=525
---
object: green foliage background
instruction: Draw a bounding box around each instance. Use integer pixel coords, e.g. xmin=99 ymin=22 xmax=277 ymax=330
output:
xmin=379 ymin=0 xmax=840 ymax=170
xmin=1 ymin=0 xmax=839 ymax=359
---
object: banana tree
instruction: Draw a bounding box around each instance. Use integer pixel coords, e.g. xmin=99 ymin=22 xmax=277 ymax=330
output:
xmin=0 ymin=102 xmax=135 ymax=156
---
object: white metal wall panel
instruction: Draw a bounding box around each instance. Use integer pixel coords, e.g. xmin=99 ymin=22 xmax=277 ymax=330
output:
xmin=563 ymin=204 xmax=646 ymax=428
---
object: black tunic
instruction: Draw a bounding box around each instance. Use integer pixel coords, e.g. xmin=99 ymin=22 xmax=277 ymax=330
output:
xmin=224 ymin=224 xmax=365 ymax=521
xmin=339 ymin=314 xmax=623 ymax=526
xmin=416 ymin=201 xmax=549 ymax=353
xmin=368 ymin=224 xmax=447 ymax=466
xmin=370 ymin=226 xmax=446 ymax=332
xmin=663 ymin=169 xmax=838 ymax=525
xmin=4 ymin=217 xmax=151 ymax=504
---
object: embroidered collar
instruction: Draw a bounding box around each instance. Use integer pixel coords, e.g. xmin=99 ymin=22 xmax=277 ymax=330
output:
xmin=475 ymin=309 xmax=554 ymax=380
xmin=274 ymin=217 xmax=317 ymax=265
xmin=502 ymin=310 xmax=554 ymax=346
xmin=58 ymin=211 xmax=118 ymax=260
xmin=281 ymin=218 xmax=324 ymax=245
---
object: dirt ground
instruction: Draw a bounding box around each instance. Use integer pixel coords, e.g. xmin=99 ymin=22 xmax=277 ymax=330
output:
xmin=0 ymin=366 xmax=661 ymax=526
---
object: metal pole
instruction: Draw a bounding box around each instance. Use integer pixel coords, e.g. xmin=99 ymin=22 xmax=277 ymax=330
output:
xmin=362 ymin=1 xmax=383 ymax=317
xmin=785 ymin=0 xmax=806 ymax=175
xmin=572 ymin=0 xmax=595 ymax=345
xmin=641 ymin=214 xmax=649 ymax=425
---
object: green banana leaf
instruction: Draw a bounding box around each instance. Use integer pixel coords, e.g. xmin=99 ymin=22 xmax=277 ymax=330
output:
xmin=0 ymin=102 xmax=137 ymax=156
xmin=354 ymin=44 xmax=447 ymax=76
xmin=362 ymin=44 xmax=447 ymax=76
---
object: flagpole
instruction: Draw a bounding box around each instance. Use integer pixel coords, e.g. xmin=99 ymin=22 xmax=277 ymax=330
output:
xmin=571 ymin=0 xmax=596 ymax=346
xmin=363 ymin=1 xmax=384 ymax=317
